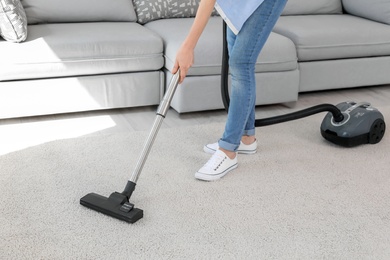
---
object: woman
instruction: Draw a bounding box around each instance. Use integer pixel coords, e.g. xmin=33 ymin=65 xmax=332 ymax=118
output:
xmin=172 ymin=0 xmax=287 ymax=181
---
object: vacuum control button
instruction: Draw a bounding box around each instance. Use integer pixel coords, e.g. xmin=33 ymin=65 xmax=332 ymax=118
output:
xmin=120 ymin=202 xmax=134 ymax=213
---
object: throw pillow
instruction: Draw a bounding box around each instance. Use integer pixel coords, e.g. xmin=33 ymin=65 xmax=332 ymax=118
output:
xmin=133 ymin=0 xmax=218 ymax=25
xmin=342 ymin=0 xmax=390 ymax=25
xmin=0 ymin=0 xmax=27 ymax=42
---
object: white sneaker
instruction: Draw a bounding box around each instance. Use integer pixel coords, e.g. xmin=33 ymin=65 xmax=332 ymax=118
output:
xmin=203 ymin=140 xmax=257 ymax=155
xmin=195 ymin=150 xmax=238 ymax=181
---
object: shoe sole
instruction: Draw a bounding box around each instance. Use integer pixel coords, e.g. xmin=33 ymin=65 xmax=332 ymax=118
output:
xmin=203 ymin=146 xmax=256 ymax=155
xmin=195 ymin=163 xmax=238 ymax=181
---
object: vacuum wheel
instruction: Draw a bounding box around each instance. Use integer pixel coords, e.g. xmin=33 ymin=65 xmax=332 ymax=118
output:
xmin=369 ymin=119 xmax=386 ymax=144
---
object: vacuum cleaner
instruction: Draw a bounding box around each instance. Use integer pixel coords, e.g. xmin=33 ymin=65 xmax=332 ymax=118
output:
xmin=80 ymin=21 xmax=386 ymax=224
xmin=220 ymin=21 xmax=386 ymax=147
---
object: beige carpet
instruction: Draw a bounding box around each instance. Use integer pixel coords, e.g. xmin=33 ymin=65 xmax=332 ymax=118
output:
xmin=1 ymin=107 xmax=390 ymax=259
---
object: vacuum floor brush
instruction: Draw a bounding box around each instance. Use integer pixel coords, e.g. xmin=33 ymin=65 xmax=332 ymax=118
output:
xmin=80 ymin=72 xmax=180 ymax=223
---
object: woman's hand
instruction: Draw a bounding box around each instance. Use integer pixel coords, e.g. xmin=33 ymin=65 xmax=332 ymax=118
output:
xmin=172 ymin=44 xmax=194 ymax=84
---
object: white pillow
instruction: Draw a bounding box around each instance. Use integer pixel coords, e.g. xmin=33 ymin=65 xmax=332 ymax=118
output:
xmin=0 ymin=0 xmax=27 ymax=43
xmin=342 ymin=0 xmax=390 ymax=25
xmin=282 ymin=0 xmax=343 ymax=15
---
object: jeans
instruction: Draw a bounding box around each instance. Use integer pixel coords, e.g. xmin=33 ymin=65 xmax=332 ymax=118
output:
xmin=218 ymin=0 xmax=287 ymax=152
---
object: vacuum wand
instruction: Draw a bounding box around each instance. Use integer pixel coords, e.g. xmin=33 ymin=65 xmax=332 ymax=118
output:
xmin=128 ymin=72 xmax=180 ymax=184
xmin=80 ymin=71 xmax=180 ymax=223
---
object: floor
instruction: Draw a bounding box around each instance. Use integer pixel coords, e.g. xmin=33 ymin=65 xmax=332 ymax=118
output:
xmin=0 ymin=85 xmax=389 ymax=155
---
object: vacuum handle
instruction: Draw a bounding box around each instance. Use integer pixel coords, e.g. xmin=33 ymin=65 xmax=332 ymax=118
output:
xmin=128 ymin=71 xmax=180 ymax=184
xmin=157 ymin=72 xmax=180 ymax=117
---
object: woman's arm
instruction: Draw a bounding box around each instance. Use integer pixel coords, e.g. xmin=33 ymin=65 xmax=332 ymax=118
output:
xmin=172 ymin=0 xmax=217 ymax=83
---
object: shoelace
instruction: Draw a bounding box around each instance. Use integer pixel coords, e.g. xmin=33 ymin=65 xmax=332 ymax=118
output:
xmin=204 ymin=152 xmax=226 ymax=171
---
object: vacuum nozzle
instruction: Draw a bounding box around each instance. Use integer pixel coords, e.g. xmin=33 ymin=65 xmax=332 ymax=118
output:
xmin=80 ymin=181 xmax=143 ymax=223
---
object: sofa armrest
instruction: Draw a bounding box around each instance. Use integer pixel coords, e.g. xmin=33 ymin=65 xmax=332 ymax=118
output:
xmin=342 ymin=0 xmax=390 ymax=25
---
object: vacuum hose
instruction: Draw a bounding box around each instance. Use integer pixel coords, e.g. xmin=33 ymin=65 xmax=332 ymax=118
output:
xmin=220 ymin=21 xmax=344 ymax=125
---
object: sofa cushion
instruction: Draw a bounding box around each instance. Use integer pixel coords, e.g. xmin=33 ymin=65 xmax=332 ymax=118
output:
xmin=273 ymin=15 xmax=390 ymax=61
xmin=0 ymin=0 xmax=27 ymax=42
xmin=342 ymin=0 xmax=390 ymax=25
xmin=22 ymin=0 xmax=137 ymax=24
xmin=144 ymin=17 xmax=297 ymax=76
xmin=282 ymin=0 xmax=342 ymax=15
xmin=133 ymin=0 xmax=218 ymax=24
xmin=0 ymin=23 xmax=163 ymax=81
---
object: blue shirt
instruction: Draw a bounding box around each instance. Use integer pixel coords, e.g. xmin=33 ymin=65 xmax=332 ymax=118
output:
xmin=215 ymin=0 xmax=265 ymax=35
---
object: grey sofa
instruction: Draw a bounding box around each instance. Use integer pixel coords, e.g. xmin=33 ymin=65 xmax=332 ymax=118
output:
xmin=0 ymin=0 xmax=164 ymax=119
xmin=1 ymin=0 xmax=390 ymax=119
xmin=146 ymin=0 xmax=390 ymax=112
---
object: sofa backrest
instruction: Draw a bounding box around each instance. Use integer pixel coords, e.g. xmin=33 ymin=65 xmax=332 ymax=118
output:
xmin=22 ymin=0 xmax=137 ymax=24
xmin=342 ymin=0 xmax=390 ymax=25
xmin=282 ymin=0 xmax=343 ymax=15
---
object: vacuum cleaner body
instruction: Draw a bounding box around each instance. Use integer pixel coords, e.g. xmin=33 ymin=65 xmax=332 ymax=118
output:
xmin=321 ymin=102 xmax=386 ymax=147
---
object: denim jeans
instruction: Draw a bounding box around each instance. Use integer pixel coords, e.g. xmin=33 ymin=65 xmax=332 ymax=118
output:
xmin=218 ymin=0 xmax=287 ymax=152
